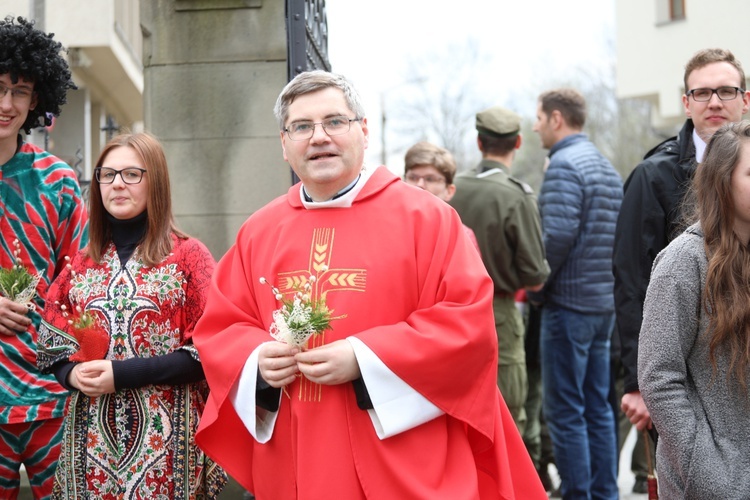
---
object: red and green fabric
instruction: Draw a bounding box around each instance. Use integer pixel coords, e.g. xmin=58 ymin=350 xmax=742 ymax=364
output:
xmin=0 ymin=140 xmax=88 ymax=424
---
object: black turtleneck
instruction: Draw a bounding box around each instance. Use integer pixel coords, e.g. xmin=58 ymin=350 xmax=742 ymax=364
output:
xmin=51 ymin=213 xmax=205 ymax=391
xmin=109 ymin=211 xmax=148 ymax=265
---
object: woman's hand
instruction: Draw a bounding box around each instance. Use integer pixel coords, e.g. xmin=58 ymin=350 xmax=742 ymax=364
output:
xmin=68 ymin=360 xmax=116 ymax=397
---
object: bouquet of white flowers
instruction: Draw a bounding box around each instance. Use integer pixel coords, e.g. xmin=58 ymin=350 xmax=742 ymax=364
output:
xmin=260 ymin=269 xmax=334 ymax=349
xmin=0 ymin=239 xmax=40 ymax=309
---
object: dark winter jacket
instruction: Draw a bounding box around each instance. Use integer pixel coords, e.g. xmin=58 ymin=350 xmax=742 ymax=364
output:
xmin=613 ymin=119 xmax=697 ymax=394
xmin=533 ymin=133 xmax=623 ymax=314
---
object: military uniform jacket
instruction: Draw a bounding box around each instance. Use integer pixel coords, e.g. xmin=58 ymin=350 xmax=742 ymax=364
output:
xmin=451 ymin=159 xmax=549 ymax=295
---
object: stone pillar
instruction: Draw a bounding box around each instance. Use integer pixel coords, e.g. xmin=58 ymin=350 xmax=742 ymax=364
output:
xmin=140 ymin=0 xmax=292 ymax=259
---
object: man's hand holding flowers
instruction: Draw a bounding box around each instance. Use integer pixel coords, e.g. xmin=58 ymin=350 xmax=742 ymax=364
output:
xmin=0 ymin=296 xmax=32 ymax=335
xmin=295 ymin=340 xmax=361 ymax=385
xmin=258 ymin=342 xmax=300 ymax=389
xmin=0 ymin=239 xmax=39 ymax=335
xmin=258 ymin=271 xmax=358 ymax=388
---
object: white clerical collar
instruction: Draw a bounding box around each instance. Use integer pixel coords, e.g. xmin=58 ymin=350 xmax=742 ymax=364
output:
xmin=693 ymin=129 xmax=707 ymax=163
xmin=300 ymin=165 xmax=372 ymax=209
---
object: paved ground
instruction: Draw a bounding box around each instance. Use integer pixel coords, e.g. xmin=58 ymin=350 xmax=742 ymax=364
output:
xmin=19 ymin=427 xmax=650 ymax=498
xmin=617 ymin=427 xmax=650 ymax=500
xmin=546 ymin=426 xmax=649 ymax=499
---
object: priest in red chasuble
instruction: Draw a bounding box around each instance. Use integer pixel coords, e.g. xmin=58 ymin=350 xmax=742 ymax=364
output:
xmin=193 ymin=70 xmax=546 ymax=499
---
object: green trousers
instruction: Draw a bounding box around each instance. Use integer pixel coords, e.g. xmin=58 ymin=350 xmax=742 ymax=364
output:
xmin=494 ymin=296 xmax=527 ymax=434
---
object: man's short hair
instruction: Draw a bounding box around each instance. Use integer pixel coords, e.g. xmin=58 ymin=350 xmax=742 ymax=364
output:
xmin=273 ymin=70 xmax=366 ymax=129
xmin=477 ymin=134 xmax=519 ymax=157
xmin=0 ymin=16 xmax=76 ymax=133
xmin=539 ymin=88 xmax=587 ymax=130
xmin=683 ymin=48 xmax=746 ymax=93
xmin=404 ymin=141 xmax=457 ymax=185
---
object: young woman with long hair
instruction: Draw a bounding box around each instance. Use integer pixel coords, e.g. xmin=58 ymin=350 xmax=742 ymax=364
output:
xmin=639 ymin=120 xmax=750 ymax=498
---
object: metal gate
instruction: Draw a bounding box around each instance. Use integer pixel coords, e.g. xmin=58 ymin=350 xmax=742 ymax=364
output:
xmin=286 ymin=0 xmax=331 ymax=80
xmin=285 ymin=0 xmax=332 ymax=184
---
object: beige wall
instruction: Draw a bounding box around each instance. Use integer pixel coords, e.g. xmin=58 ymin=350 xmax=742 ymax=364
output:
xmin=0 ymin=0 xmax=144 ymax=178
xmin=0 ymin=0 xmax=294 ymax=259
xmin=616 ymin=0 xmax=750 ymax=131
xmin=46 ymin=0 xmax=143 ymax=127
xmin=141 ymin=0 xmax=292 ymax=259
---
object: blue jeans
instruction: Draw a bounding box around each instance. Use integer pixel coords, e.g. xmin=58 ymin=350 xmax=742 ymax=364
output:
xmin=541 ymin=304 xmax=618 ymax=500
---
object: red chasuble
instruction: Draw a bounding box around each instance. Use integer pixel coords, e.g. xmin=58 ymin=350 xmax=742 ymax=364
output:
xmin=194 ymin=167 xmax=545 ymax=499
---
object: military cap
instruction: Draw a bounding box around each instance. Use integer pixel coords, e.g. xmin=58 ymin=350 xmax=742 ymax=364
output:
xmin=475 ymin=106 xmax=521 ymax=138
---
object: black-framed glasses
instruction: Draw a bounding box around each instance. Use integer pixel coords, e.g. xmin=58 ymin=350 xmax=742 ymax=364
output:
xmin=0 ymin=82 xmax=33 ymax=102
xmin=95 ymin=167 xmax=147 ymax=185
xmin=686 ymin=86 xmax=745 ymax=102
xmin=284 ymin=115 xmax=362 ymax=141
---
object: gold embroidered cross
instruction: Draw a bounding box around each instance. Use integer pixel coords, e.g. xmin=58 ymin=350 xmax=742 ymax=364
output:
xmin=277 ymin=227 xmax=366 ymax=300
xmin=276 ymin=227 xmax=366 ymax=401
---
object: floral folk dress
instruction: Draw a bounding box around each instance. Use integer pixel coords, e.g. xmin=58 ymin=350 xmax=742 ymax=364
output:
xmin=37 ymin=236 xmax=226 ymax=499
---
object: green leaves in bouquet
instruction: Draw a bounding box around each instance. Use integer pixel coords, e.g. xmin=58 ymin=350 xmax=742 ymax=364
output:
xmin=0 ymin=239 xmax=39 ymax=305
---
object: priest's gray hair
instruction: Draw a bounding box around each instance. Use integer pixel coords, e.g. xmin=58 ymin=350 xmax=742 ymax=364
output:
xmin=273 ymin=70 xmax=366 ymax=129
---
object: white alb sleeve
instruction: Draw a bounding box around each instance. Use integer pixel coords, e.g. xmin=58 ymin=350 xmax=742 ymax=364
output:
xmin=346 ymin=336 xmax=444 ymax=439
xmin=229 ymin=342 xmax=280 ymax=444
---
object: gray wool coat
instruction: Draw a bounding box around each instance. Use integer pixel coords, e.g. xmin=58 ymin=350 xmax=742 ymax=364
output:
xmin=639 ymin=224 xmax=750 ymax=500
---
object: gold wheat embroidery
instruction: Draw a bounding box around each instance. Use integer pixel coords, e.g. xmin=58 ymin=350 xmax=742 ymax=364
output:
xmin=276 ymin=228 xmax=367 ymax=402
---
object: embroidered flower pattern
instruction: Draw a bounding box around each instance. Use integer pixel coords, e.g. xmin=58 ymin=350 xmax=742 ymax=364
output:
xmin=141 ymin=264 xmax=185 ymax=304
xmin=69 ymin=268 xmax=108 ymax=303
xmin=132 ymin=318 xmax=181 ymax=357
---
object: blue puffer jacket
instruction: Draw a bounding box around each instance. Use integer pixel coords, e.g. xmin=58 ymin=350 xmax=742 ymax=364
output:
xmin=536 ymin=133 xmax=623 ymax=314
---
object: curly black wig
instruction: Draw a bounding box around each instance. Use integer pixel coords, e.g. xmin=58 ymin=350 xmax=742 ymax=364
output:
xmin=0 ymin=16 xmax=76 ymax=133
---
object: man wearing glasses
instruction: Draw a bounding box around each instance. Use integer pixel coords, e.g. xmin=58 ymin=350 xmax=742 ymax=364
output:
xmin=0 ymin=17 xmax=87 ymax=498
xmin=403 ymin=140 xmax=479 ymax=250
xmin=450 ymin=105 xmax=549 ymax=436
xmin=614 ymin=48 xmax=749 ymax=489
xmin=193 ymin=71 xmax=546 ymax=499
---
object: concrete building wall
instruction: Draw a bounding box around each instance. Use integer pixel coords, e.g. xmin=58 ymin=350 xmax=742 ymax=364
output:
xmin=46 ymin=1 xmax=143 ymax=128
xmin=0 ymin=0 xmax=144 ymax=178
xmin=140 ymin=0 xmax=292 ymax=259
xmin=617 ymin=0 xmax=750 ymax=131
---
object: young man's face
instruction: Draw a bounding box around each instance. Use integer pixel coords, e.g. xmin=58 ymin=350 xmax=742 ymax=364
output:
xmin=683 ymin=61 xmax=750 ymax=142
xmin=0 ymin=73 xmax=35 ymax=145
xmin=533 ymin=102 xmax=556 ymax=150
xmin=404 ymin=165 xmax=456 ymax=201
xmin=280 ymin=87 xmax=368 ymax=201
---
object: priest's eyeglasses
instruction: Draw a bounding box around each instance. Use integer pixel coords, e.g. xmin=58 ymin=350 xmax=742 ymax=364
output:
xmin=95 ymin=167 xmax=148 ymax=184
xmin=284 ymin=115 xmax=362 ymax=141
xmin=686 ymin=86 xmax=745 ymax=102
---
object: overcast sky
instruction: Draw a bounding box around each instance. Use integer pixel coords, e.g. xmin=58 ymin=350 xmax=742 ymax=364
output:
xmin=325 ymin=0 xmax=616 ymax=167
